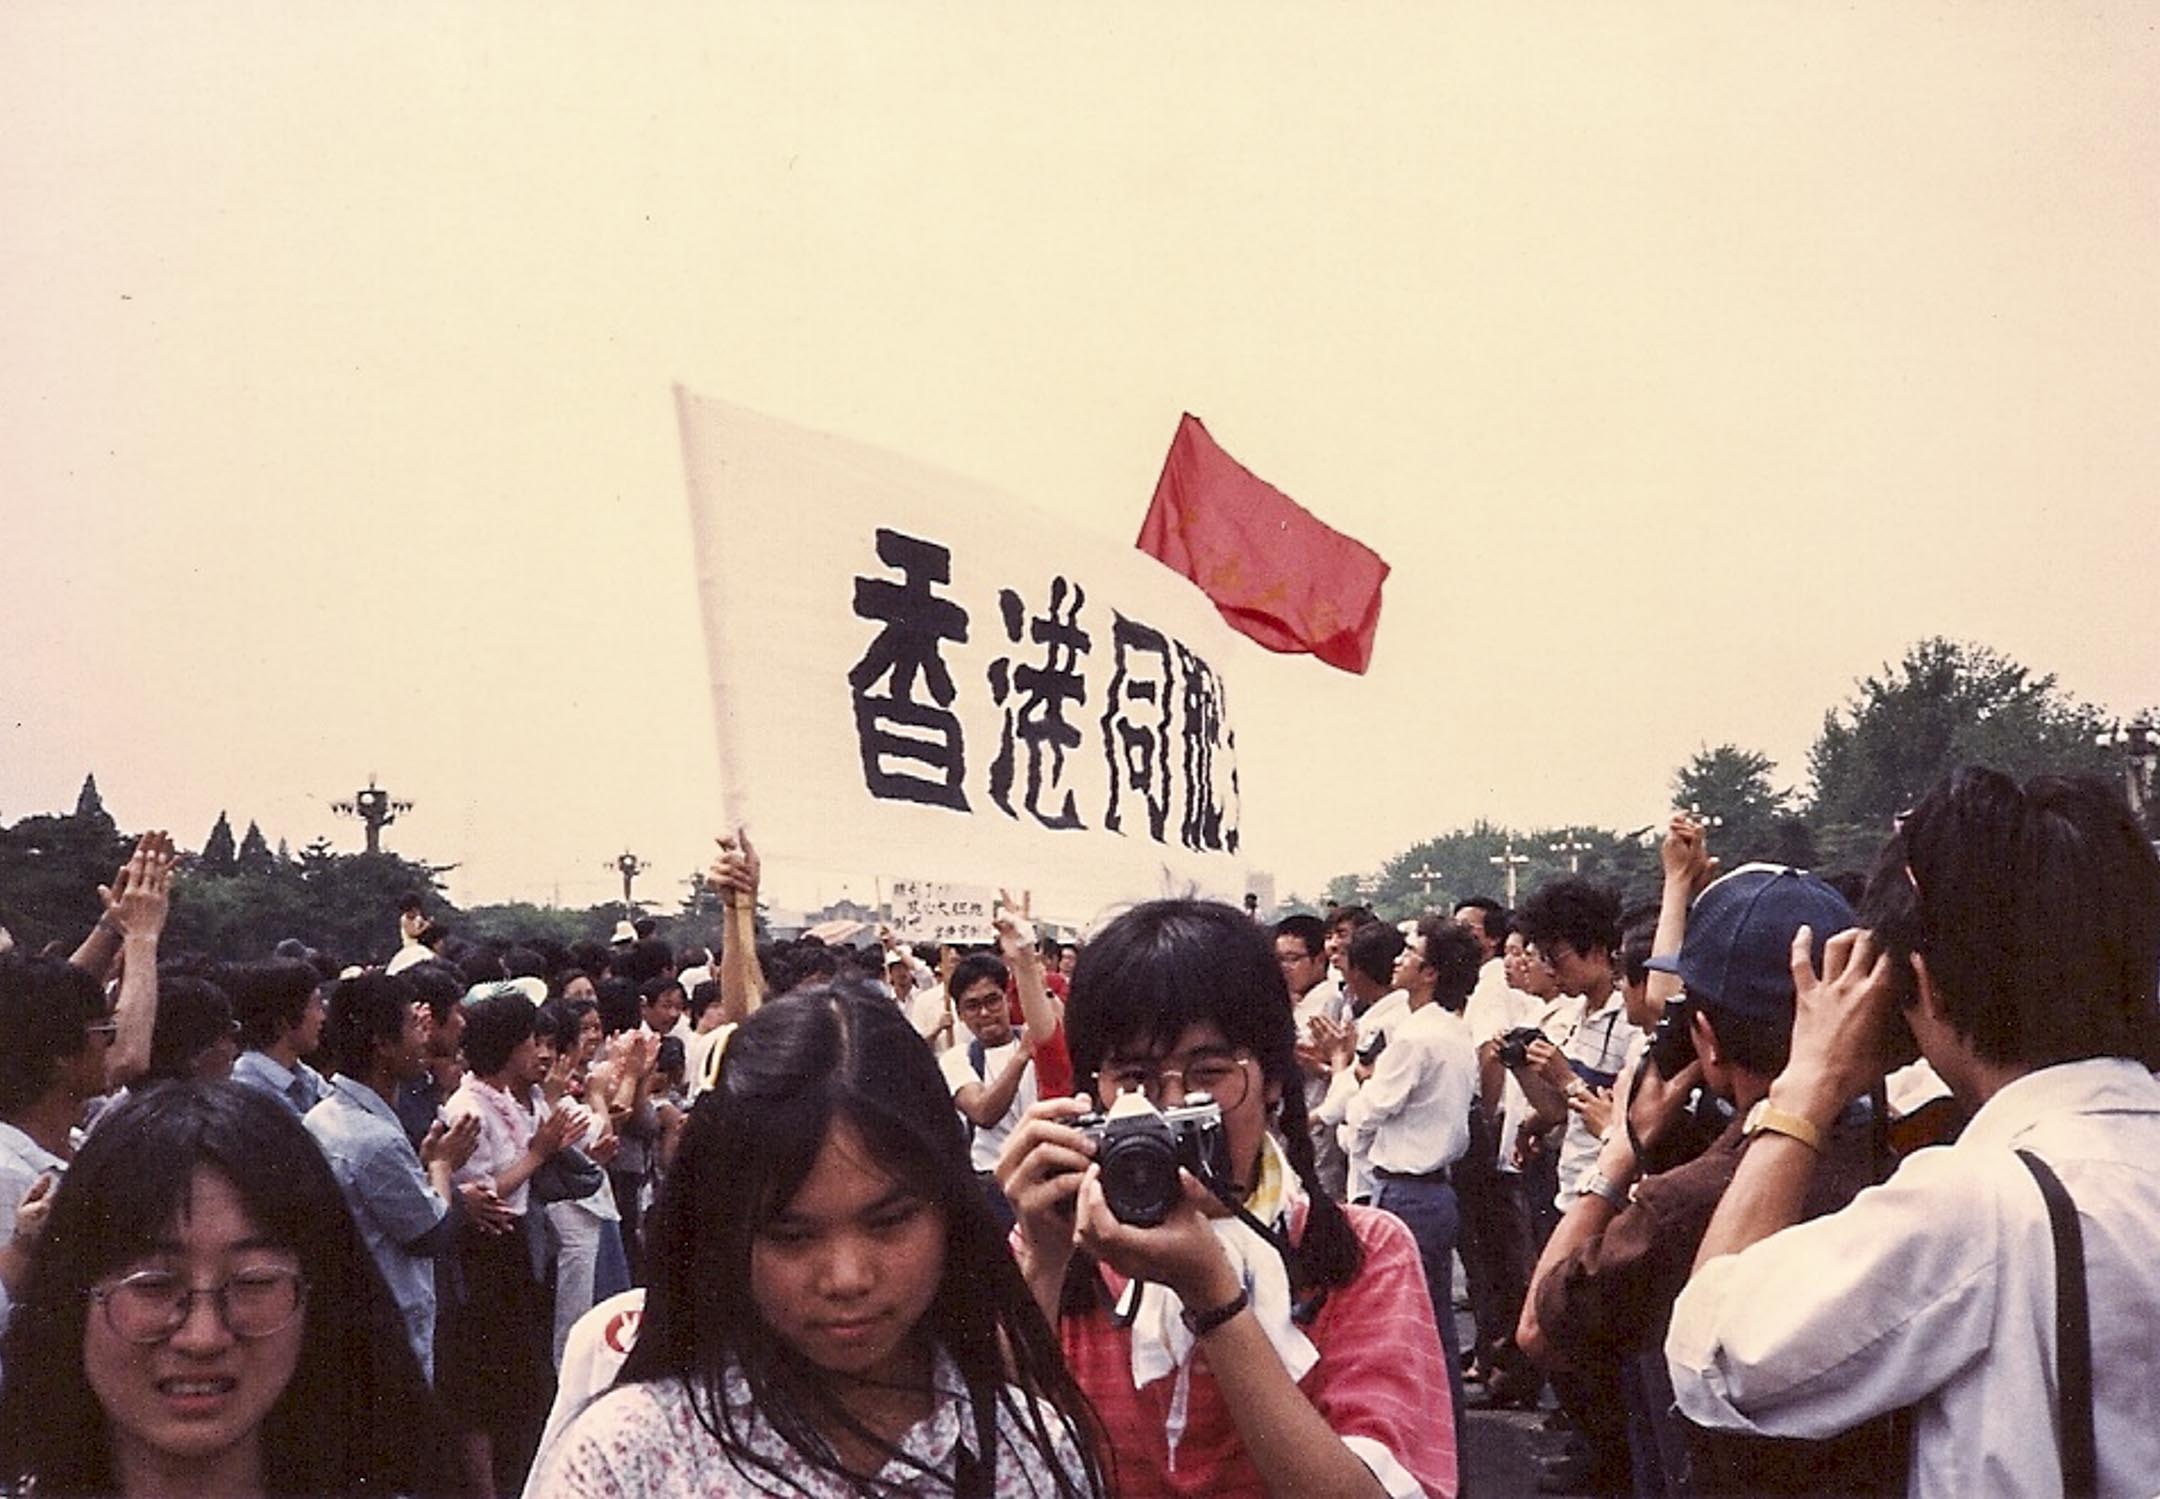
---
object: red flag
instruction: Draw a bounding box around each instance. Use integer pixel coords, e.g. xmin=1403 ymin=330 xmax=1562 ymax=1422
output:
xmin=1137 ymin=414 xmax=1389 ymax=675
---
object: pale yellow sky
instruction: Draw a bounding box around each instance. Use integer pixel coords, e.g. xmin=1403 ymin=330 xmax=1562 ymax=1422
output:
xmin=5 ymin=4 xmax=2157 ymax=911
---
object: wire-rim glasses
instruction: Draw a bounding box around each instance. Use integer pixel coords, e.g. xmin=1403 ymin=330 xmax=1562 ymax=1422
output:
xmin=89 ymin=1266 xmax=308 ymax=1344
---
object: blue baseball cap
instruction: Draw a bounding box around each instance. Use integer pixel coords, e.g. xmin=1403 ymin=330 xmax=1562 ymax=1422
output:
xmin=1644 ymin=863 xmax=1855 ymax=1024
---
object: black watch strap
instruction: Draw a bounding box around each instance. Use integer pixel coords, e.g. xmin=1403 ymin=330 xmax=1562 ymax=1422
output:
xmin=1181 ymin=1286 xmax=1250 ymax=1338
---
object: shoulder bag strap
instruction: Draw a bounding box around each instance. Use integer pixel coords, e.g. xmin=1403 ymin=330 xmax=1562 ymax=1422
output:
xmin=2014 ymin=1148 xmax=2096 ymax=1498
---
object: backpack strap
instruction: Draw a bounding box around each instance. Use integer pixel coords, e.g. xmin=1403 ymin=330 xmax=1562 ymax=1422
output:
xmin=2014 ymin=1149 xmax=2096 ymax=1498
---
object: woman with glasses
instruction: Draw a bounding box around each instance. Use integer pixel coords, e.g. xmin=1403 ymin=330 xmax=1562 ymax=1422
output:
xmin=998 ymin=899 xmax=1458 ymax=1497
xmin=0 ymin=1081 xmax=448 ymax=1496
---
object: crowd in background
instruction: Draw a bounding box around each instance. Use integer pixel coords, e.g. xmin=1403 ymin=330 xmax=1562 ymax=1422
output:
xmin=3 ymin=767 xmax=2158 ymax=1498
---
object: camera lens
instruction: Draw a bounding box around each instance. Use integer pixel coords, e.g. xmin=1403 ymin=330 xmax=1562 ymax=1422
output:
xmin=1098 ymin=1129 xmax=1181 ymax=1227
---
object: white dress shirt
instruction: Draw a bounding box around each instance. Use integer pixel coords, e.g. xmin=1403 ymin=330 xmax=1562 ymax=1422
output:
xmin=1460 ymin=958 xmax=1520 ymax=1043
xmin=1294 ymin=973 xmax=1348 ymax=1031
xmin=1315 ymin=990 xmax=1409 ymax=1200
xmin=1344 ymin=1001 xmax=1476 ymax=1177
xmin=1666 ymin=1057 xmax=2160 ymax=1498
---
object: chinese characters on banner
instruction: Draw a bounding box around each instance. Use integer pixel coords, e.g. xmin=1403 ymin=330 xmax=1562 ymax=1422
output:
xmin=677 ymin=388 xmax=1251 ymax=924
xmin=886 ymin=879 xmax=996 ymax=945
xmin=849 ymin=529 xmax=1240 ymax=854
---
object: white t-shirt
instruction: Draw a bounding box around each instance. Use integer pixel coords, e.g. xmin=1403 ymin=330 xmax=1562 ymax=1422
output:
xmin=939 ymin=1037 xmax=1036 ymax=1173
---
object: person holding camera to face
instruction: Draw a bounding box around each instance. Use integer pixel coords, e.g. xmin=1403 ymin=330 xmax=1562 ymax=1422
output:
xmin=1519 ymin=860 xmax=1896 ymax=1496
xmin=997 ymin=899 xmax=1458 ymax=1498
xmin=1666 ymin=769 xmax=2160 ymax=1497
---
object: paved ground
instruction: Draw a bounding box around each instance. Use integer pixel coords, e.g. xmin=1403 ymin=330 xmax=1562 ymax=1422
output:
xmin=1461 ymin=1386 xmax=1571 ymax=1498
xmin=1450 ymin=1298 xmax=1595 ymax=1499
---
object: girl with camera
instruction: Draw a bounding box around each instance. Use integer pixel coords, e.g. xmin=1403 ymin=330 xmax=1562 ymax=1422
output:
xmin=529 ymin=982 xmax=1104 ymax=1497
xmin=997 ymin=899 xmax=1458 ymax=1498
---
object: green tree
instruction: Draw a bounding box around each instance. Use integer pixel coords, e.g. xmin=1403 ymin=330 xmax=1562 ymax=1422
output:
xmin=1669 ymin=744 xmax=1815 ymax=868
xmin=1806 ymin=638 xmax=2116 ymax=868
xmin=457 ymin=902 xmax=616 ymax=950
xmin=200 ymin=812 xmax=238 ymax=874
xmin=0 ymin=781 xmax=132 ymax=954
xmin=236 ymin=820 xmax=276 ymax=874
xmin=1330 ymin=821 xmax=1660 ymax=923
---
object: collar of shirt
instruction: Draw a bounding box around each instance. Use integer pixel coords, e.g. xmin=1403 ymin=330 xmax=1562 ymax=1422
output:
xmin=326 ymin=1073 xmax=405 ymax=1131
xmin=236 ymin=1048 xmax=300 ymax=1092
xmin=0 ymin=1118 xmax=67 ymax=1177
xmin=1955 ymin=1056 xmax=2160 ymax=1152
xmin=719 ymin=1346 xmax=982 ymax=1478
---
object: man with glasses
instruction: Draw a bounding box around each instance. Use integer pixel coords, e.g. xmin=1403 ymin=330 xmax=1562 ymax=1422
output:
xmin=1277 ymin=913 xmax=1350 ymax=1200
xmin=1516 ymin=879 xmax=1637 ymax=1215
xmin=0 ymin=837 xmax=175 ymax=1311
xmin=1337 ymin=916 xmax=1483 ymax=1459
xmin=941 ymin=952 xmax=1039 ymax=1233
xmin=0 ymin=959 xmax=118 ymax=1306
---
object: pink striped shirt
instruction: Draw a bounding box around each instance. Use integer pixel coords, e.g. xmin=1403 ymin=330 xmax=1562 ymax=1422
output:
xmin=1058 ymin=1203 xmax=1456 ymax=1497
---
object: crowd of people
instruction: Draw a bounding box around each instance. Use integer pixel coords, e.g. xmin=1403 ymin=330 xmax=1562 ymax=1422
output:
xmin=0 ymin=767 xmax=2156 ymax=1497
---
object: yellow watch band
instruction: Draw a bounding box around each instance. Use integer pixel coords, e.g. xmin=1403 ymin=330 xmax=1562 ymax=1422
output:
xmin=1744 ymin=1101 xmax=1823 ymax=1154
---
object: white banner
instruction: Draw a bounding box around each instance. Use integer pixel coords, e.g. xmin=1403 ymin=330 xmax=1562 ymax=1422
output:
xmin=678 ymin=388 xmax=1251 ymax=925
xmin=886 ymin=879 xmax=997 ymax=945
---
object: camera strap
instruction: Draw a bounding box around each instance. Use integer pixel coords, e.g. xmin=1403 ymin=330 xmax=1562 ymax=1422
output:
xmin=1110 ymin=1177 xmax=1301 ymax=1325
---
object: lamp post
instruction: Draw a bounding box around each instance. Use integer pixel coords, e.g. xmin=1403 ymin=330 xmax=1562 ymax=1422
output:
xmin=1548 ymin=833 xmax=1593 ymax=874
xmin=1685 ymin=803 xmax=1725 ymax=836
xmin=2097 ymin=716 xmax=2159 ymax=830
xmin=1489 ymin=838 xmax=1530 ymax=907
xmin=330 ymin=775 xmax=412 ymax=855
xmin=606 ymin=850 xmax=649 ymax=910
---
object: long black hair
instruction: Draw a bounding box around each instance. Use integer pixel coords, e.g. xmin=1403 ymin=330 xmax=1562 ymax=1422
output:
xmin=0 ymin=1081 xmax=451 ymax=1496
xmin=616 ymin=981 xmax=1102 ymax=1497
xmin=1063 ymin=898 xmax=1363 ymax=1299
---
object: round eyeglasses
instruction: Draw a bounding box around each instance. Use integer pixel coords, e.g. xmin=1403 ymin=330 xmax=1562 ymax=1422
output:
xmin=1097 ymin=1048 xmax=1253 ymax=1110
xmin=89 ymin=1266 xmax=308 ymax=1344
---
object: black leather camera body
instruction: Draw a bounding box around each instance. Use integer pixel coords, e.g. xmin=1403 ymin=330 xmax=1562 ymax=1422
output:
xmin=1496 ymin=1025 xmax=1546 ymax=1070
xmin=1072 ymin=1098 xmax=1232 ymax=1227
xmin=1646 ymin=993 xmax=1697 ymax=1078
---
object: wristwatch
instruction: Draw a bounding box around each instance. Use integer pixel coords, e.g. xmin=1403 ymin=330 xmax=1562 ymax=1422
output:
xmin=1179 ymin=1286 xmax=1250 ymax=1338
xmin=1742 ymin=1100 xmax=1823 ymax=1154
xmin=1579 ymin=1169 xmax=1630 ymax=1210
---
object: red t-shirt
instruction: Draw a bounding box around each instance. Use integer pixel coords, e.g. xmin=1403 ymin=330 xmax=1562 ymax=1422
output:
xmin=1005 ymin=970 xmax=1074 ymax=1099
xmin=1055 ymin=1203 xmax=1457 ymax=1497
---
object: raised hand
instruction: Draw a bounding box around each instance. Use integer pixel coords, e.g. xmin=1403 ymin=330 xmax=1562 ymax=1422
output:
xmin=708 ymin=829 xmax=761 ymax=906
xmin=1776 ymin=925 xmax=1902 ymax=1125
xmin=532 ymin=1103 xmax=586 ymax=1157
xmin=101 ymin=831 xmax=178 ymax=943
xmin=994 ymin=888 xmax=1041 ymax=966
xmin=1660 ymin=813 xmax=1719 ymax=898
